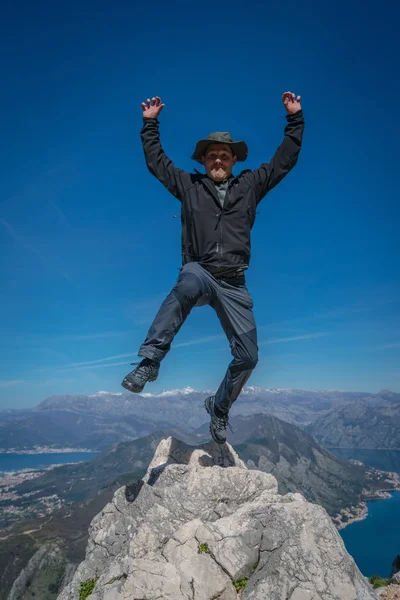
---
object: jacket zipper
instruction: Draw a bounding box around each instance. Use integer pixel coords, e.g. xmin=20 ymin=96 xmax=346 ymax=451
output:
xmin=219 ymin=211 xmax=223 ymax=264
xmin=217 ymin=181 xmax=237 ymax=262
xmin=215 ymin=212 xmax=222 ymax=256
xmin=215 ymin=179 xmax=237 ymax=262
xmin=206 ymin=177 xmax=238 ymax=261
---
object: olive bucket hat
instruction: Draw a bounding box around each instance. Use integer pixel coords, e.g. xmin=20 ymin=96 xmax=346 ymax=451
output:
xmin=191 ymin=132 xmax=248 ymax=164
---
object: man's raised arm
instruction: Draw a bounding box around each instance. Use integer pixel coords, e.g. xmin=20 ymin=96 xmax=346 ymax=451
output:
xmin=140 ymin=96 xmax=190 ymax=201
xmin=248 ymin=91 xmax=305 ymax=204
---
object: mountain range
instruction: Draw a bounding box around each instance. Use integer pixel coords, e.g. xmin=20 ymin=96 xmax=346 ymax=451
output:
xmin=306 ymin=393 xmax=400 ymax=448
xmin=1 ymin=387 xmax=399 ymax=451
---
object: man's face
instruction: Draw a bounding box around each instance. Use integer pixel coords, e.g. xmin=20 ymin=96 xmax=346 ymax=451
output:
xmin=201 ymin=143 xmax=237 ymax=182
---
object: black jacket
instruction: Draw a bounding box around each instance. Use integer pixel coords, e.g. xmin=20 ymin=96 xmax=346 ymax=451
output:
xmin=141 ymin=111 xmax=304 ymax=273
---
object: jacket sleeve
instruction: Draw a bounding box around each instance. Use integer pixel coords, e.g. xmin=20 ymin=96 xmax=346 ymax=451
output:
xmin=248 ymin=110 xmax=305 ymax=204
xmin=140 ymin=117 xmax=191 ymax=201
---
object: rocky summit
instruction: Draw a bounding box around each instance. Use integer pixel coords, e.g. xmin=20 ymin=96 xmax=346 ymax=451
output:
xmin=58 ymin=437 xmax=378 ymax=600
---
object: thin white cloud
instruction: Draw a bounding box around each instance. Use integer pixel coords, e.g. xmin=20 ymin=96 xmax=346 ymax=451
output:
xmin=174 ymin=335 xmax=225 ymax=348
xmin=376 ymin=343 xmax=400 ymax=350
xmin=34 ymin=335 xmax=228 ymax=375
xmin=125 ymin=294 xmax=170 ymax=326
xmin=0 ymin=379 xmax=25 ymax=388
xmin=264 ymin=327 xmax=310 ymax=334
xmin=28 ymin=331 xmax=330 ymax=379
xmin=72 ymin=361 xmax=129 ymax=371
xmin=259 ymin=332 xmax=329 ymax=346
xmin=0 ymin=218 xmax=70 ymax=281
xmin=47 ymin=199 xmax=71 ymax=230
xmin=259 ymin=308 xmax=367 ymax=331
xmin=59 ymin=331 xmax=126 ymax=341
xmin=0 ymin=156 xmax=79 ymax=211
xmin=69 ymin=352 xmax=136 ymax=369
xmin=34 ymin=353 xmax=136 ymax=373
xmin=49 ymin=338 xmax=232 ymax=373
xmin=64 ymin=353 xmax=135 ymax=367
xmin=0 ymin=378 xmax=78 ymax=389
xmin=38 ymin=378 xmax=77 ymax=386
xmin=259 ymin=296 xmax=400 ymax=332
xmin=307 ymin=308 xmax=369 ymax=320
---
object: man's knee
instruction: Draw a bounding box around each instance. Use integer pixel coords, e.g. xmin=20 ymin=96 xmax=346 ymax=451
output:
xmin=241 ymin=353 xmax=258 ymax=371
xmin=233 ymin=346 xmax=258 ymax=372
xmin=232 ymin=330 xmax=258 ymax=371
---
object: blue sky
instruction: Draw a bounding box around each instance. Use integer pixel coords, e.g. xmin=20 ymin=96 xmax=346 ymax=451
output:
xmin=1 ymin=0 xmax=399 ymax=409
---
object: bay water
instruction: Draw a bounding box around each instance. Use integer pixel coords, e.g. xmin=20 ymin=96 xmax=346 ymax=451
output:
xmin=0 ymin=451 xmax=100 ymax=474
xmin=330 ymin=448 xmax=400 ymax=577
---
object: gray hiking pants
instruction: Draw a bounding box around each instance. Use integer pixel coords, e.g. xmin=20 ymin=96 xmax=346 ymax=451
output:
xmin=138 ymin=262 xmax=258 ymax=415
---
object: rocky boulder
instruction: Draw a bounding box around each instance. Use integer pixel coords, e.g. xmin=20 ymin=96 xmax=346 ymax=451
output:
xmin=57 ymin=437 xmax=378 ymax=600
xmin=392 ymin=572 xmax=400 ymax=585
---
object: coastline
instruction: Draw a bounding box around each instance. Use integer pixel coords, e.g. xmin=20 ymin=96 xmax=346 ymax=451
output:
xmin=0 ymin=447 xmax=98 ymax=455
xmin=3 ymin=445 xmax=400 ymax=455
xmin=332 ymin=460 xmax=400 ymax=530
xmin=333 ymin=486 xmax=400 ymax=530
xmin=2 ymin=447 xmax=400 ymax=532
xmin=334 ymin=502 xmax=369 ymax=530
xmin=328 ymin=447 xmax=400 ymax=451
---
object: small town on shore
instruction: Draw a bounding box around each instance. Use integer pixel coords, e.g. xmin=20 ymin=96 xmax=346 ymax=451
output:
xmin=0 ymin=446 xmax=97 ymax=454
xmin=1 ymin=452 xmax=399 ymax=532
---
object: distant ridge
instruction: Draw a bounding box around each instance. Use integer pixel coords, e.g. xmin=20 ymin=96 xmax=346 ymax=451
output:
xmin=0 ymin=387 xmax=397 ymax=452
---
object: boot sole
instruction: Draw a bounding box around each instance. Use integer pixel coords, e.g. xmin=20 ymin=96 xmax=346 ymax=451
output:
xmin=121 ymin=379 xmax=144 ymax=393
xmin=121 ymin=368 xmax=159 ymax=394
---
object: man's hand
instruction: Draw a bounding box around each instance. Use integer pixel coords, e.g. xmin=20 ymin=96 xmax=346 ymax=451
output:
xmin=141 ymin=96 xmax=165 ymax=119
xmin=282 ymin=91 xmax=302 ymax=114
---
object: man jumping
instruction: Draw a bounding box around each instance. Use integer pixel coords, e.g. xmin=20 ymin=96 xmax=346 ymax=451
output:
xmin=122 ymin=92 xmax=304 ymax=444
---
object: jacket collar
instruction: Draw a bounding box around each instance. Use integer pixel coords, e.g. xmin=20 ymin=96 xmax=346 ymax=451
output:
xmin=194 ymin=170 xmax=238 ymax=186
xmin=194 ymin=170 xmax=239 ymax=207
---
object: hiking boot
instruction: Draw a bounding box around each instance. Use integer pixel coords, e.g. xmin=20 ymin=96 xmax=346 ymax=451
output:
xmin=204 ymin=395 xmax=229 ymax=444
xmin=121 ymin=358 xmax=160 ymax=393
